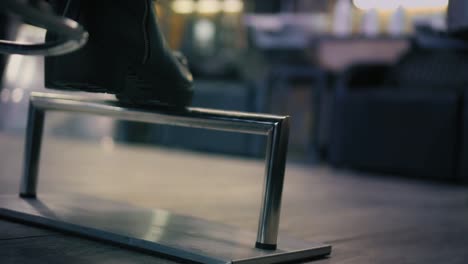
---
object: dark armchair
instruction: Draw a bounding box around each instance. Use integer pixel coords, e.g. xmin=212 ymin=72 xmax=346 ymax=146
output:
xmin=329 ymin=43 xmax=468 ymax=181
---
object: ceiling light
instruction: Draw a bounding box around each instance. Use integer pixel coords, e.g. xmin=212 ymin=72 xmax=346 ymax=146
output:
xmin=223 ymin=0 xmax=243 ymax=13
xmin=353 ymin=0 xmax=448 ymax=11
xmin=172 ymin=0 xmax=195 ymax=14
xmin=197 ymin=0 xmax=221 ymax=14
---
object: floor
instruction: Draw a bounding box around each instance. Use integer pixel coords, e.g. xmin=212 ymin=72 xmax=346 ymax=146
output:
xmin=1 ymin=132 xmax=468 ymax=263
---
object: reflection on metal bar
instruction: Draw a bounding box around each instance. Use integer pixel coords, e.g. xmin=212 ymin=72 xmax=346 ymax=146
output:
xmin=20 ymin=102 xmax=44 ymax=198
xmin=20 ymin=92 xmax=290 ymax=249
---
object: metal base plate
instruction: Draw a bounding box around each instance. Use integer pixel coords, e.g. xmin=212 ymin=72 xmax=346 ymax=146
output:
xmin=0 ymin=195 xmax=331 ymax=264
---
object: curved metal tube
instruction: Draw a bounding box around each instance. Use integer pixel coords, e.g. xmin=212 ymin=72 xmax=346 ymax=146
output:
xmin=0 ymin=0 xmax=88 ymax=56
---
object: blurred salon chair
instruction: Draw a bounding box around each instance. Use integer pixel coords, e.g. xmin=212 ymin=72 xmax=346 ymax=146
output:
xmin=459 ymin=92 xmax=468 ymax=183
xmin=263 ymin=65 xmax=327 ymax=159
xmin=329 ymin=29 xmax=468 ymax=181
xmin=450 ymin=0 xmax=468 ymax=183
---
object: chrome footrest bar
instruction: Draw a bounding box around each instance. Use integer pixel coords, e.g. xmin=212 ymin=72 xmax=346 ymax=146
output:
xmin=5 ymin=92 xmax=332 ymax=263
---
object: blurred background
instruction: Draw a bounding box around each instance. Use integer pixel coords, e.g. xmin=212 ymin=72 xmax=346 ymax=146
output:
xmin=1 ymin=0 xmax=467 ymax=183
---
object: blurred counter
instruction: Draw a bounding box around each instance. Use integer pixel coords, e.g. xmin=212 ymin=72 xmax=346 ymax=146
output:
xmin=317 ymin=37 xmax=410 ymax=71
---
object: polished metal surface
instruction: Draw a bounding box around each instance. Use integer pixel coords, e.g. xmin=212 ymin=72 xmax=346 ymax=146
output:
xmin=30 ymin=92 xmax=281 ymax=135
xmin=0 ymin=0 xmax=89 ymax=56
xmin=20 ymin=102 xmax=44 ymax=198
xmin=257 ymin=119 xmax=289 ymax=249
xmin=0 ymin=195 xmax=331 ymax=264
xmin=21 ymin=92 xmax=291 ymax=248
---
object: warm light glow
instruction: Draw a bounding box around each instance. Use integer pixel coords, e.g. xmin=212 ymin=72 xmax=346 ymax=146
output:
xmin=194 ymin=19 xmax=216 ymax=48
xmin=223 ymin=0 xmax=243 ymax=13
xmin=171 ymin=0 xmax=195 ymax=14
xmin=353 ymin=0 xmax=448 ymax=10
xmin=172 ymin=0 xmax=243 ymax=15
xmin=197 ymin=0 xmax=221 ymax=14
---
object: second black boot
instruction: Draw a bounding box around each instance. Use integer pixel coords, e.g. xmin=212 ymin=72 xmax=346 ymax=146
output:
xmin=45 ymin=0 xmax=193 ymax=107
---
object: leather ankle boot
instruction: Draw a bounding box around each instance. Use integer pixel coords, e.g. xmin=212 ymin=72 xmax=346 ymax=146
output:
xmin=45 ymin=0 xmax=193 ymax=107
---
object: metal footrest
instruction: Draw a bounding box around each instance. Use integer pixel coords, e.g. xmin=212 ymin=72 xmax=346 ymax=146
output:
xmin=0 ymin=92 xmax=331 ymax=263
xmin=0 ymin=195 xmax=331 ymax=264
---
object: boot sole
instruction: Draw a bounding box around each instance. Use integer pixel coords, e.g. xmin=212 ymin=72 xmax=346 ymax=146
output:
xmin=45 ymin=63 xmax=193 ymax=108
xmin=45 ymin=80 xmax=193 ymax=109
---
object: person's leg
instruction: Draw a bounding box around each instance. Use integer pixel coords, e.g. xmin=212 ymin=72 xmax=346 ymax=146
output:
xmin=44 ymin=0 xmax=193 ymax=107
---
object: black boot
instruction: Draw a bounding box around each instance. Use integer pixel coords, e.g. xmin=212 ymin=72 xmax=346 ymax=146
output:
xmin=45 ymin=0 xmax=193 ymax=107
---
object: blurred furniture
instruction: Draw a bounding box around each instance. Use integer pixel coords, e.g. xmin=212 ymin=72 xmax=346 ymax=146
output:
xmin=116 ymin=80 xmax=264 ymax=157
xmin=459 ymin=92 xmax=468 ymax=183
xmin=155 ymin=80 xmax=263 ymax=157
xmin=261 ymin=65 xmax=327 ymax=159
xmin=316 ymin=72 xmax=336 ymax=158
xmin=329 ymin=40 xmax=468 ymax=181
xmin=245 ymin=19 xmax=329 ymax=159
xmin=317 ymin=37 xmax=410 ymax=72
